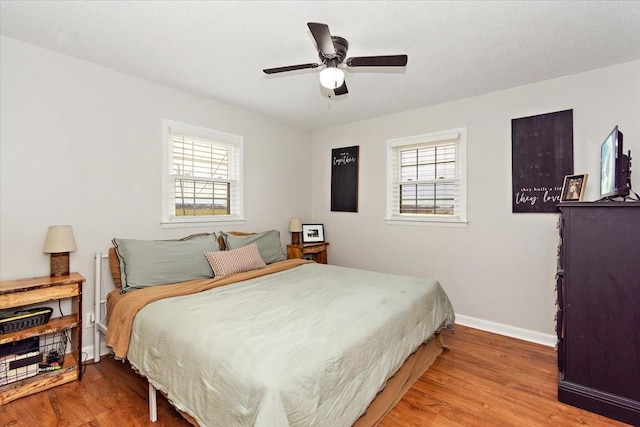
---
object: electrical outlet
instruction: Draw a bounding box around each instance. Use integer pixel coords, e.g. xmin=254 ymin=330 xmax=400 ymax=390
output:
xmin=85 ymin=312 xmax=95 ymax=328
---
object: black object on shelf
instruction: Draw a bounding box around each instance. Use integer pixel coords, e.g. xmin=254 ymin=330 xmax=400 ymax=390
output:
xmin=0 ymin=336 xmax=40 ymax=359
xmin=0 ymin=307 xmax=53 ymax=334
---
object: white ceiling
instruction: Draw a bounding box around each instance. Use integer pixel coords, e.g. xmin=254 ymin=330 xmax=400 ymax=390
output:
xmin=1 ymin=1 xmax=639 ymax=131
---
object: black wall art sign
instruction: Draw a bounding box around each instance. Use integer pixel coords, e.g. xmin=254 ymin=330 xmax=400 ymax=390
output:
xmin=511 ymin=109 xmax=574 ymax=213
xmin=331 ymin=146 xmax=359 ymax=212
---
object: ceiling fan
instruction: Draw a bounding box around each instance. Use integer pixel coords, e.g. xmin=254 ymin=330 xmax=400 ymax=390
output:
xmin=263 ymin=22 xmax=408 ymax=96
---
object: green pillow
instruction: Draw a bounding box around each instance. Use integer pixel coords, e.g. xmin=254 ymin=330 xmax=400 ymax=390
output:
xmin=112 ymin=234 xmax=220 ymax=292
xmin=221 ymin=230 xmax=286 ymax=264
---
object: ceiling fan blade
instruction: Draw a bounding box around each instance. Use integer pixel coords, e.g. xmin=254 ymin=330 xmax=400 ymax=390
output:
xmin=346 ymin=55 xmax=408 ymax=67
xmin=263 ymin=63 xmax=319 ymax=74
xmin=334 ymin=80 xmax=348 ymax=96
xmin=307 ymin=22 xmax=336 ymax=56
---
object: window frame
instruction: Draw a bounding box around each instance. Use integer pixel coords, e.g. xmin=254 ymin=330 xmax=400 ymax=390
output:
xmin=385 ymin=128 xmax=468 ymax=227
xmin=161 ymin=119 xmax=245 ymax=228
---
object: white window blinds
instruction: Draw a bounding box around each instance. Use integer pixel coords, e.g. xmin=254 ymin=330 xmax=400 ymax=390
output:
xmin=386 ymin=129 xmax=467 ymax=226
xmin=163 ymin=120 xmax=244 ymax=225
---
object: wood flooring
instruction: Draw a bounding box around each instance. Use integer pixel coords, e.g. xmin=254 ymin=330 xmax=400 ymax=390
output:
xmin=0 ymin=325 xmax=629 ymax=427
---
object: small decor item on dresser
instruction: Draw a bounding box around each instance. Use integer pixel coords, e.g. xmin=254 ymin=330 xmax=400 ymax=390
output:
xmin=561 ymin=174 xmax=588 ymax=202
xmin=301 ymin=224 xmax=325 ymax=243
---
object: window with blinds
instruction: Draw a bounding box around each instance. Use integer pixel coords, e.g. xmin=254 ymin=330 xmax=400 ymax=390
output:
xmin=386 ymin=128 xmax=467 ymax=226
xmin=163 ymin=120 xmax=244 ymax=225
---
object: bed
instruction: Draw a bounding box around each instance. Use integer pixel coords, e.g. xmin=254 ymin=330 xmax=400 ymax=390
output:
xmin=93 ymin=231 xmax=455 ymax=426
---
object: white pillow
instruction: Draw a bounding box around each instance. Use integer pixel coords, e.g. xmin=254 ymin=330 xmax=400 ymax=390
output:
xmin=204 ymin=243 xmax=267 ymax=278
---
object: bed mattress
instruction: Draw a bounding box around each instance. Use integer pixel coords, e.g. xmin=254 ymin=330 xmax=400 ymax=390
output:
xmin=126 ymin=262 xmax=455 ymax=427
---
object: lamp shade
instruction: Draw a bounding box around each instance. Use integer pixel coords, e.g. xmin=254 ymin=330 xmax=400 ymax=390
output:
xmin=319 ymin=67 xmax=345 ymax=90
xmin=288 ymin=217 xmax=302 ymax=232
xmin=43 ymin=225 xmax=77 ymax=253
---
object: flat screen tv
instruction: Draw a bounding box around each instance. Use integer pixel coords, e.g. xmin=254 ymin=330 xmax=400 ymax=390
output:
xmin=600 ymin=125 xmax=630 ymax=199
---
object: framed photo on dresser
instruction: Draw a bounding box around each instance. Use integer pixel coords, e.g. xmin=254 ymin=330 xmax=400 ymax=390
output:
xmin=561 ymin=174 xmax=588 ymax=201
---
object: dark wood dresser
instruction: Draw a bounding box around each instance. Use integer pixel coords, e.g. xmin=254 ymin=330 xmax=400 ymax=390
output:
xmin=556 ymin=202 xmax=640 ymax=425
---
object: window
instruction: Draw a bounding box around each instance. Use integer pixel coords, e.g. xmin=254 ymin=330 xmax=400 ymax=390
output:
xmin=162 ymin=120 xmax=244 ymax=227
xmin=386 ymin=128 xmax=467 ymax=226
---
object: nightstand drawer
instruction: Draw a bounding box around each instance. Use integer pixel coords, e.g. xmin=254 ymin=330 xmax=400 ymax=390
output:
xmin=287 ymin=243 xmax=329 ymax=264
xmin=304 ymin=245 xmax=325 ymax=254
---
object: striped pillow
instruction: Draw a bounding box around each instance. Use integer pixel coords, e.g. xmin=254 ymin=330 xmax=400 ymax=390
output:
xmin=204 ymin=243 xmax=266 ymax=278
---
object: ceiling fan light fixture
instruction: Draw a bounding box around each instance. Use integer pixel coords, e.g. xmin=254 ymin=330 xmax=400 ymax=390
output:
xmin=319 ymin=67 xmax=345 ymax=89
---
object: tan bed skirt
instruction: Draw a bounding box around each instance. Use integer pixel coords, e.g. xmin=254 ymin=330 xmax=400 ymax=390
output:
xmin=353 ymin=334 xmax=447 ymax=426
xmin=174 ymin=334 xmax=447 ymax=427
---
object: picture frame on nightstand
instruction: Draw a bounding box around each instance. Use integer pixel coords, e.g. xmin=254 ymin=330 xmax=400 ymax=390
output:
xmin=301 ymin=224 xmax=324 ymax=243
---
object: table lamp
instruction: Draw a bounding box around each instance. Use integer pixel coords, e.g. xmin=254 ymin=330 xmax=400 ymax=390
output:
xmin=43 ymin=225 xmax=77 ymax=276
xmin=289 ymin=217 xmax=302 ymax=245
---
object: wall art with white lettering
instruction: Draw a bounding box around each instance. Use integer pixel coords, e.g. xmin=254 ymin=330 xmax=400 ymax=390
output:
xmin=331 ymin=145 xmax=359 ymax=212
xmin=511 ymin=110 xmax=574 ymax=213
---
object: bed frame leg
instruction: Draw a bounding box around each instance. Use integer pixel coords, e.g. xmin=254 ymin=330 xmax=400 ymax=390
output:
xmin=149 ymin=383 xmax=158 ymax=422
xmin=94 ymin=330 xmax=101 ymax=363
xmin=94 ymin=252 xmax=102 ymax=363
xmin=436 ymin=333 xmax=450 ymax=350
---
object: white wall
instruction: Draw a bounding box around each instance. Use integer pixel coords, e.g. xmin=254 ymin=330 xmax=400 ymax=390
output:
xmin=0 ymin=36 xmax=312 ymax=355
xmin=311 ymin=61 xmax=640 ymax=344
xmin=2 ymin=34 xmax=638 ymax=353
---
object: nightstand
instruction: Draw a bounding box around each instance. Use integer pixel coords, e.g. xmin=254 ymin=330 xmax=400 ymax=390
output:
xmin=287 ymin=242 xmax=329 ymax=264
xmin=0 ymin=273 xmax=84 ymax=405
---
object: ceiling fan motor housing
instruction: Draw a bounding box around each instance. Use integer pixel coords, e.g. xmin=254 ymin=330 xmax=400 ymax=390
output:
xmin=320 ymin=36 xmax=349 ymax=65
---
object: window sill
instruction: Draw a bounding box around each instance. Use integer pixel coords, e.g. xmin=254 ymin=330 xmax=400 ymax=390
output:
xmin=161 ymin=217 xmax=247 ymax=229
xmin=385 ymin=216 xmax=468 ymax=228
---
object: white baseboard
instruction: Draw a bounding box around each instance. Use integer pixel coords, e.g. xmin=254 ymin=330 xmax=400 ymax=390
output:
xmin=81 ymin=341 xmax=111 ymax=364
xmin=455 ymin=314 xmax=556 ymax=347
xmin=81 ymin=344 xmax=94 ymax=363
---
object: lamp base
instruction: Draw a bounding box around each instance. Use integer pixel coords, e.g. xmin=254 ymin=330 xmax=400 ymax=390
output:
xmin=50 ymin=252 xmax=70 ymax=277
xmin=291 ymin=232 xmax=301 ymax=245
